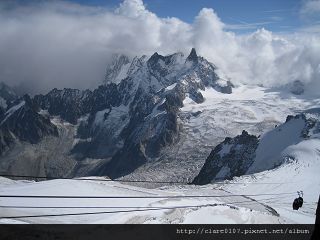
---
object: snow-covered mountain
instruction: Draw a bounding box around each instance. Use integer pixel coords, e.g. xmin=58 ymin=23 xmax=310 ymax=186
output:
xmin=193 ymin=113 xmax=319 ymax=184
xmin=104 ymin=54 xmax=148 ymax=85
xmin=28 ymin=49 xmax=234 ymax=178
xmin=122 ymin=86 xmax=320 ymax=183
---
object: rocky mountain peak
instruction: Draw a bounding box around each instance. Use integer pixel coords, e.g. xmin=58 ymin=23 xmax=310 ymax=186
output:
xmin=105 ymin=54 xmax=131 ymax=84
xmin=147 ymin=52 xmax=164 ymax=67
xmin=147 ymin=52 xmax=181 ymax=67
xmin=192 ymin=129 xmax=259 ymax=185
xmin=102 ymin=49 xmax=233 ymax=95
xmin=30 ymin=49 xmax=235 ymax=178
xmin=186 ymin=48 xmax=198 ymax=63
xmin=23 ymin=94 xmax=32 ymax=105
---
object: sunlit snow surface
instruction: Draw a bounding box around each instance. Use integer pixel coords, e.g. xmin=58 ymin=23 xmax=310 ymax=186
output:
xmin=0 ymin=177 xmax=287 ymax=224
xmin=222 ymin=139 xmax=320 ymax=224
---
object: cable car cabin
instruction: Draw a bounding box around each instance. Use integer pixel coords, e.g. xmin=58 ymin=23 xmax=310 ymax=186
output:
xmin=292 ymin=197 xmax=303 ymax=210
xmin=293 ymin=191 xmax=304 ymax=210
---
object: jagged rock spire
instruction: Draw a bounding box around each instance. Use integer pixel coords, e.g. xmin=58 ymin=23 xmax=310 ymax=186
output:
xmin=148 ymin=52 xmax=162 ymax=63
xmin=186 ymin=48 xmax=198 ymax=63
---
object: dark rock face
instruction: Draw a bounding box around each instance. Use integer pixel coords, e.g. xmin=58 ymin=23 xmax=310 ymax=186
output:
xmin=92 ymin=86 xmax=181 ymax=178
xmin=97 ymin=143 xmax=148 ymax=178
xmin=186 ymin=48 xmax=198 ymax=64
xmin=189 ymin=89 xmax=204 ymax=103
xmin=214 ymin=81 xmax=234 ymax=94
xmin=192 ymin=130 xmax=259 ymax=185
xmin=33 ymin=84 xmax=121 ymax=124
xmin=0 ymin=95 xmax=58 ymax=155
xmin=34 ymin=88 xmax=86 ymax=124
xmin=285 ymin=113 xmax=317 ymax=138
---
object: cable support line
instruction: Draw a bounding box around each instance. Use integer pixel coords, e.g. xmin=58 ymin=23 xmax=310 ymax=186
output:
xmin=0 ymin=196 xmax=285 ymax=209
xmin=0 ymin=174 xmax=299 ymax=185
xmin=0 ymin=197 xmax=287 ymax=219
xmin=0 ymin=192 xmax=296 ymax=199
xmin=0 ymin=205 xmax=218 ymax=219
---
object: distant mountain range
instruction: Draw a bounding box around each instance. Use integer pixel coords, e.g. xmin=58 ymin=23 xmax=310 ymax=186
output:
xmin=0 ymin=48 xmax=317 ymax=185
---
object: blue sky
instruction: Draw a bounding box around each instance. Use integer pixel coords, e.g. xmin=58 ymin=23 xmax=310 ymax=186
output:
xmin=67 ymin=0 xmax=317 ymax=33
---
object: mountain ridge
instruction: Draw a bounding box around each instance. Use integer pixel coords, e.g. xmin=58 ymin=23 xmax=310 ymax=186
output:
xmin=0 ymin=49 xmax=234 ymax=178
xmin=193 ymin=113 xmax=319 ymax=185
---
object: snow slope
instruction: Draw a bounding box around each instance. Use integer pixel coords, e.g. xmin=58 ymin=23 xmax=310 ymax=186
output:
xmin=0 ymin=176 xmax=282 ymax=224
xmin=247 ymin=115 xmax=307 ymax=174
xmin=221 ymin=138 xmax=320 ymax=224
xmin=0 ymin=169 xmax=317 ymax=224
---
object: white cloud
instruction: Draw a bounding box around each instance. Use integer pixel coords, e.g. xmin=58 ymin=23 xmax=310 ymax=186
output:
xmin=300 ymin=0 xmax=320 ymax=17
xmin=116 ymin=0 xmax=148 ymax=18
xmin=0 ymin=0 xmax=319 ymax=95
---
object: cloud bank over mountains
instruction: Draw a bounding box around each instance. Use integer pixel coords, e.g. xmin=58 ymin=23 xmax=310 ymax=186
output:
xmin=0 ymin=0 xmax=319 ymax=94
